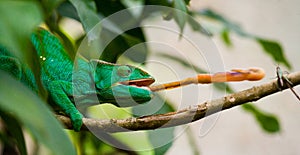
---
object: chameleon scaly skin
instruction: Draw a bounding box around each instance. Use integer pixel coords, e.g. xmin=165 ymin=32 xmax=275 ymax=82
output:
xmin=0 ymin=29 xmax=155 ymax=131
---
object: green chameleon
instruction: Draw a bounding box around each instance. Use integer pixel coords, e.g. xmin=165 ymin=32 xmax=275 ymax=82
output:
xmin=0 ymin=29 xmax=155 ymax=131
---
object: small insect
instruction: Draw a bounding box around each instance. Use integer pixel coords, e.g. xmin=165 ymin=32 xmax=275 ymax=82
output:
xmin=276 ymin=66 xmax=300 ymax=102
xmin=149 ymin=68 xmax=265 ymax=92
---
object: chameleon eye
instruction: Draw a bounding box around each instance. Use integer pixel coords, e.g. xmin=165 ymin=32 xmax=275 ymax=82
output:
xmin=117 ymin=66 xmax=132 ymax=77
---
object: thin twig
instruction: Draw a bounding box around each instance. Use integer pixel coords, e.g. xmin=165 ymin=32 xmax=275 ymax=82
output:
xmin=276 ymin=66 xmax=300 ymax=102
xmin=57 ymin=71 xmax=300 ymax=133
xmin=286 ymin=82 xmax=300 ymax=101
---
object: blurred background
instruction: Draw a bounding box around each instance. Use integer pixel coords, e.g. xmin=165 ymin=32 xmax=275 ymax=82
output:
xmin=1 ymin=0 xmax=299 ymax=155
xmin=155 ymin=0 xmax=300 ymax=154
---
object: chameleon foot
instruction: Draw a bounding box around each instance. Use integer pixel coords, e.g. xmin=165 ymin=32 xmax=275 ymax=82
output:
xmin=69 ymin=112 xmax=83 ymax=131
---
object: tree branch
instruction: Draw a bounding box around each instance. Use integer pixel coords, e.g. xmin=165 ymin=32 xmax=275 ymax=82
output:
xmin=57 ymin=71 xmax=300 ymax=133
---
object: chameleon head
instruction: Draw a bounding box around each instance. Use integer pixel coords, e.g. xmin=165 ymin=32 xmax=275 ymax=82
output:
xmin=90 ymin=60 xmax=155 ymax=107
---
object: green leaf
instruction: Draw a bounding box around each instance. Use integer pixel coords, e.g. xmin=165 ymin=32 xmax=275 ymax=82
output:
xmin=0 ymin=1 xmax=46 ymax=97
xmin=0 ymin=72 xmax=76 ymax=155
xmin=187 ymin=15 xmax=212 ymax=36
xmin=0 ymin=1 xmax=42 ymax=65
xmin=94 ymin=0 xmax=127 ymax=17
xmin=199 ymin=9 xmax=249 ymax=37
xmin=242 ymin=104 xmax=280 ymax=133
xmin=257 ymin=38 xmax=291 ymax=69
xmin=57 ymin=1 xmax=80 ymax=21
xmin=99 ymin=28 xmax=148 ymax=63
xmin=221 ymin=29 xmax=232 ymax=46
xmin=69 ymin=0 xmax=101 ymax=33
xmin=145 ymin=0 xmax=172 ymax=6
xmin=72 ymin=0 xmax=149 ymax=63
xmin=173 ymin=0 xmax=188 ymax=34
xmin=95 ymin=0 xmax=149 ymax=63
xmin=40 ymin=0 xmax=64 ymax=17
xmin=122 ymin=31 xmax=148 ymax=63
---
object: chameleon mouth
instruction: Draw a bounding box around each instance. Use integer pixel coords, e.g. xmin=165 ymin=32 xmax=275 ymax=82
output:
xmin=119 ymin=78 xmax=155 ymax=88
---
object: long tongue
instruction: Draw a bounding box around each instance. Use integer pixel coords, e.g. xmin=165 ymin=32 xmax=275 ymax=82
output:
xmin=120 ymin=78 xmax=155 ymax=87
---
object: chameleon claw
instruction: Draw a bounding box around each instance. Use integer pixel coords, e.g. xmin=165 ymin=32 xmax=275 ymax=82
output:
xmin=70 ymin=112 xmax=83 ymax=131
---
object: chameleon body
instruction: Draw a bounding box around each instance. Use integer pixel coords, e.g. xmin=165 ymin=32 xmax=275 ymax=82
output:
xmin=0 ymin=29 xmax=155 ymax=131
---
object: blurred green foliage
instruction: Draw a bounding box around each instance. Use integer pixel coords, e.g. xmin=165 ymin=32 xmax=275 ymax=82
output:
xmin=0 ymin=0 xmax=290 ymax=154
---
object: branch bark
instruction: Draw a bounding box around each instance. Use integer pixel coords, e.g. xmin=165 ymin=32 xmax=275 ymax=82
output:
xmin=57 ymin=71 xmax=300 ymax=133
